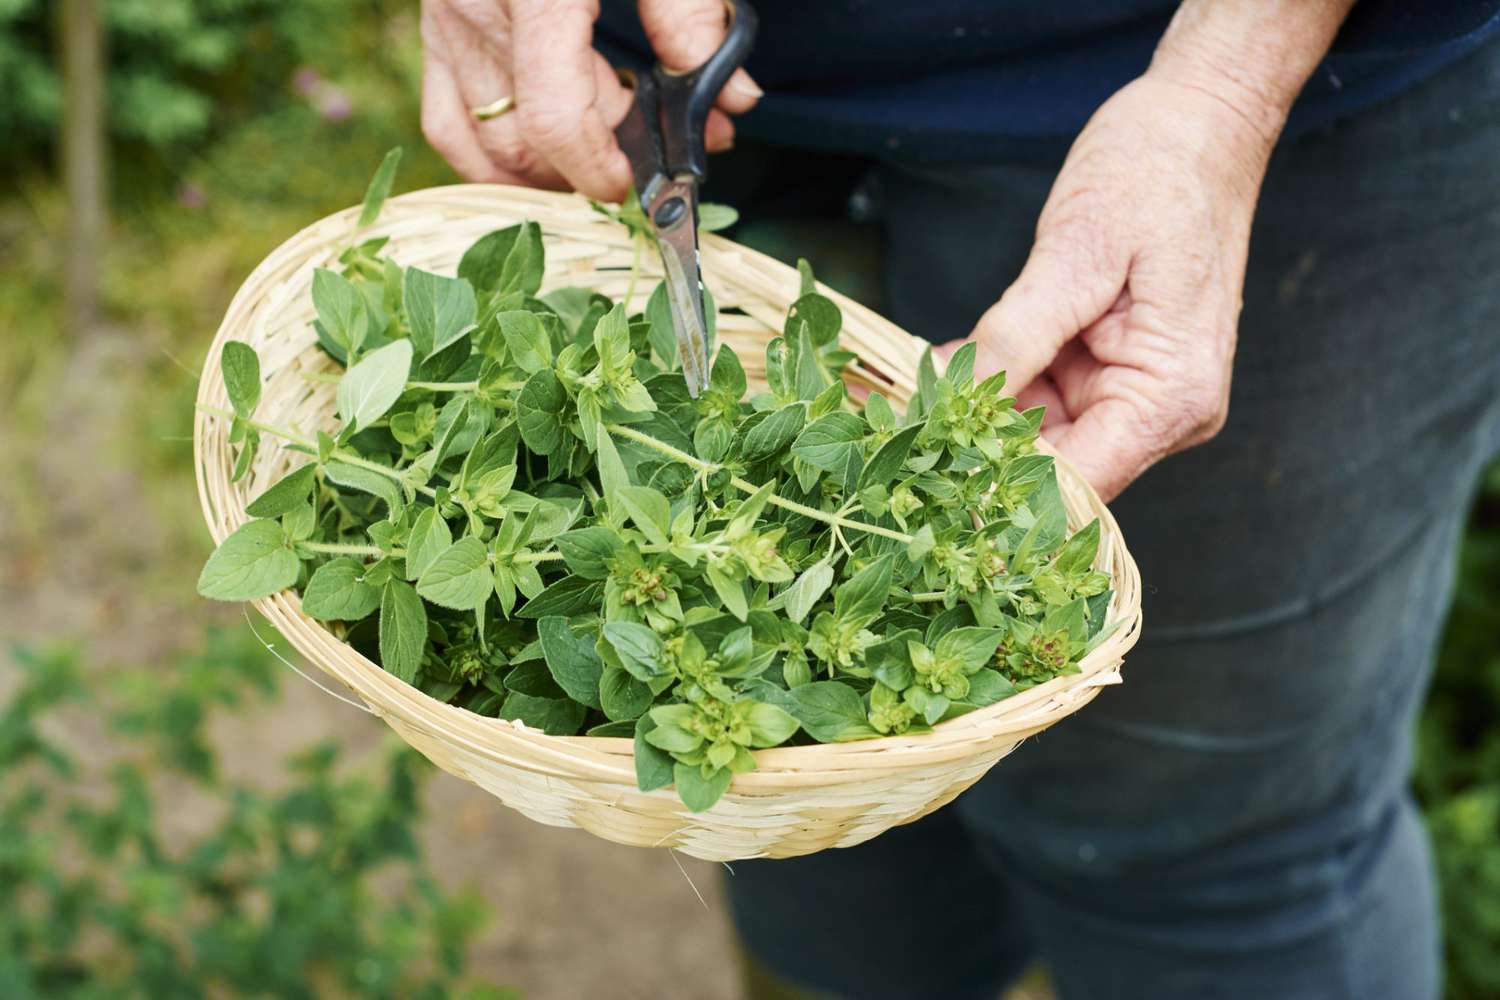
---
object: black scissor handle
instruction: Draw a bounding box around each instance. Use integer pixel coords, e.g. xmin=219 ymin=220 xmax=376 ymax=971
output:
xmin=614 ymin=68 xmax=666 ymax=197
xmin=655 ymin=0 xmax=758 ymax=181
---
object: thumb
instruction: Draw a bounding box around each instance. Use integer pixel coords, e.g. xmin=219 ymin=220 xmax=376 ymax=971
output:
xmin=637 ymin=0 xmax=763 ymax=114
xmin=969 ymin=243 xmax=1113 ymax=393
xmin=1048 ymin=397 xmax=1158 ymax=502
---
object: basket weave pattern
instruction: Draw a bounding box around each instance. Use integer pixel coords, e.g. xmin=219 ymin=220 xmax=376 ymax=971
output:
xmin=194 ymin=186 xmax=1143 ymax=862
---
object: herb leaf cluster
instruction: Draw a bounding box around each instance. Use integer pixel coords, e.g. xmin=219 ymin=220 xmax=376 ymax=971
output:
xmin=198 ymin=155 xmax=1116 ymax=811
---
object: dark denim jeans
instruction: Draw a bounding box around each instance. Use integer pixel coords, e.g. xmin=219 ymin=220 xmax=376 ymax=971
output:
xmin=721 ymin=40 xmax=1500 ymax=1000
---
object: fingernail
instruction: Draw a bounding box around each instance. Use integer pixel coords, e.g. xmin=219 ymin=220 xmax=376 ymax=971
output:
xmin=730 ymin=75 xmax=764 ymax=100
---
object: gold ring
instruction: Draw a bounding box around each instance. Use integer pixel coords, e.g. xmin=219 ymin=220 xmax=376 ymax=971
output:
xmin=470 ymin=96 xmax=515 ymax=121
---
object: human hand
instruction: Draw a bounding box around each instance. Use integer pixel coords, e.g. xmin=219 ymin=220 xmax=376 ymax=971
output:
xmin=938 ymin=73 xmax=1284 ymax=501
xmin=939 ymin=0 xmax=1362 ymax=501
xmin=420 ymin=0 xmax=762 ymax=200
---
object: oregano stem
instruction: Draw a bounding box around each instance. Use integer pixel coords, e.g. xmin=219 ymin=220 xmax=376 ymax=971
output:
xmin=199 ymin=405 xmax=316 ymax=450
xmin=512 ymin=551 xmax=565 ymax=564
xmin=409 ymin=379 xmax=479 ymax=392
xmin=624 ymin=232 xmax=643 ymax=307
xmin=302 ymin=541 xmax=389 ymax=558
xmin=325 ymin=450 xmax=435 ymax=498
xmin=741 ymin=480 xmax=913 ymax=543
xmin=198 ymin=404 xmax=435 ymax=498
xmin=300 ymin=540 xmax=562 ymax=566
xmin=604 ymin=422 xmax=914 ymax=545
xmin=298 ymin=370 xmax=492 ymax=395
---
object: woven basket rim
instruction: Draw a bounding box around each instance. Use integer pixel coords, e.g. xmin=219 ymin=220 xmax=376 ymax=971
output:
xmin=193 ymin=182 xmax=1143 ymax=790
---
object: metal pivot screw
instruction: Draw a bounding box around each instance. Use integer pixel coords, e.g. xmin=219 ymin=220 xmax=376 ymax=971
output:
xmin=653 ymin=196 xmax=688 ymax=229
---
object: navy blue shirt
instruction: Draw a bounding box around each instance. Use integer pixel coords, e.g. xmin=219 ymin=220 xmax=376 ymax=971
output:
xmin=597 ymin=1 xmax=1500 ymax=160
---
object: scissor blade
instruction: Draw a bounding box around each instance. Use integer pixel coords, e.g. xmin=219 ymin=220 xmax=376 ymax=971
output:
xmin=648 ymin=179 xmax=711 ymax=398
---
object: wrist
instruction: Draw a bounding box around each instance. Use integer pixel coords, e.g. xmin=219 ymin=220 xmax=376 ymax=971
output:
xmin=1146 ymin=0 xmax=1355 ymax=153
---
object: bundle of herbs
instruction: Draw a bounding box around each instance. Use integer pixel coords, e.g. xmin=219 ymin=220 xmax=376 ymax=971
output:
xmin=197 ymin=154 xmax=1116 ymax=811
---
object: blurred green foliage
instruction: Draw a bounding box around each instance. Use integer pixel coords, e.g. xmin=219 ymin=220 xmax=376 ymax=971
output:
xmin=0 ymin=631 xmax=512 ymax=999
xmin=1418 ymin=462 xmax=1500 ymax=1000
xmin=0 ymin=0 xmax=418 ymax=171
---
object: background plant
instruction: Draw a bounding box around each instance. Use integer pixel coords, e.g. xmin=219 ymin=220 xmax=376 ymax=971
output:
xmin=1 ymin=0 xmax=412 ymax=171
xmin=1416 ymin=463 xmax=1500 ymax=1000
xmin=0 ymin=630 xmax=508 ymax=1000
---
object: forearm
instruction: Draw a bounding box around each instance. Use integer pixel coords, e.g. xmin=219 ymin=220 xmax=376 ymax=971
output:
xmin=1148 ymin=0 xmax=1358 ymax=153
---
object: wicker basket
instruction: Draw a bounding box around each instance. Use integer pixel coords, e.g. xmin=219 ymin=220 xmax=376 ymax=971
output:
xmin=194 ymin=185 xmax=1143 ymax=862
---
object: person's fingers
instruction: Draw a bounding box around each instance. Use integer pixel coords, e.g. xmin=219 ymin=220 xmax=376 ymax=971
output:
xmin=510 ymin=0 xmax=633 ymax=200
xmin=719 ymin=69 xmax=765 ymax=114
xmin=1016 ymin=377 xmax=1070 ymax=432
xmin=968 ymin=248 xmax=1096 ymax=392
xmin=471 ymin=114 xmax=568 ymax=189
xmin=448 ymin=52 xmax=567 ymax=187
xmin=1040 ymin=337 xmax=1106 ymax=417
xmin=706 ymin=110 xmax=735 ymax=153
xmin=637 ymin=0 xmax=763 ymax=115
xmin=590 ymin=50 xmax=637 ymax=128
xmin=430 ymin=8 xmax=566 ymax=188
xmin=970 ymin=228 xmax=1132 ymax=399
xmin=422 ymin=57 xmax=517 ymax=183
xmin=1046 ymin=396 xmax=1160 ymax=502
xmin=932 ymin=338 xmax=964 ymax=362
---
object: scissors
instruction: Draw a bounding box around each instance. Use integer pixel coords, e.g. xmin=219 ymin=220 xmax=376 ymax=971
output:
xmin=614 ymin=0 xmax=758 ymax=398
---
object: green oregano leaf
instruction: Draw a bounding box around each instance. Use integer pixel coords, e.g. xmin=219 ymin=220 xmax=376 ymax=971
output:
xmin=785 ymin=293 xmax=841 ymax=348
xmin=697 ymin=202 xmax=739 ymax=232
xmin=602 ymin=621 xmax=666 ymax=681
xmin=516 ymin=368 xmax=566 ymax=455
xmin=779 ymin=559 xmax=834 ymax=626
xmin=313 ymin=268 xmax=369 ymax=358
xmin=600 ymin=665 xmax=652 ymax=721
xmin=741 ymin=403 xmax=804 ymax=461
xmin=337 ymin=339 xmax=412 ymax=431
xmin=379 ymin=580 xmax=427 ymax=683
xmin=615 ymin=486 xmax=671 ymax=546
xmin=245 ymin=464 xmax=317 ymax=518
xmin=595 ymin=426 xmax=630 ymax=497
xmin=498 ymin=311 xmax=553 ymax=374
xmin=403 ymin=268 xmax=477 ymax=361
xmin=784 ymin=682 xmax=877 ymax=743
xmin=197 ymin=520 xmax=299 ymax=601
xmin=358 ymin=147 xmax=402 ymax=227
xmin=672 ymin=762 xmax=732 ymax=812
xmin=791 ymin=412 xmax=865 ymax=472
xmin=220 ymin=341 xmax=261 ymax=419
xmin=415 ymin=536 xmax=492 ymax=611
xmin=860 ymin=423 xmax=922 ymax=488
xmin=537 ymin=617 xmax=603 ymax=709
xmin=300 ymin=557 xmax=382 ymax=621
xmin=404 ymin=507 xmax=453 ymax=582
xmin=554 ymin=526 xmax=621 ymax=580
xmin=634 ymin=715 xmax=676 ymax=791
xmin=834 ymin=553 xmax=895 ymax=626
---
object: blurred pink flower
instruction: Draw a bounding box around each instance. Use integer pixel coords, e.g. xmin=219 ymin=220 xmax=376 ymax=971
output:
xmin=318 ymin=87 xmax=354 ymax=122
xmin=292 ymin=66 xmax=322 ymax=96
xmin=177 ymin=182 xmax=207 ymax=210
